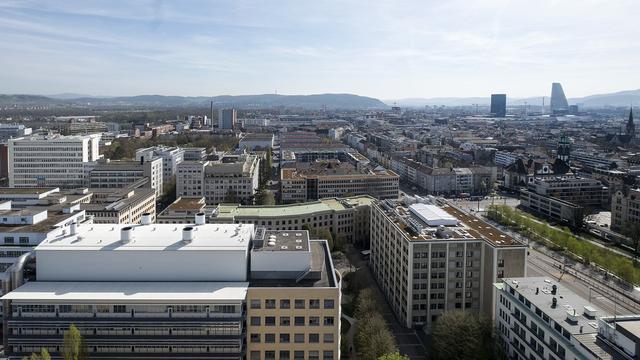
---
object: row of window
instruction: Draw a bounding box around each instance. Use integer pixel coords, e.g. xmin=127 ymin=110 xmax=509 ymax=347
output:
xmin=250 ymin=316 xmax=335 ymax=327
xmin=250 ymin=332 xmax=334 ymax=344
xmin=250 ymin=299 xmax=334 ymax=310
xmin=250 ymin=349 xmax=334 ymax=360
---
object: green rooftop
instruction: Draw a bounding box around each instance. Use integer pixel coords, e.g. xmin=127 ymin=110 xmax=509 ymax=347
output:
xmin=216 ymin=195 xmax=374 ymax=219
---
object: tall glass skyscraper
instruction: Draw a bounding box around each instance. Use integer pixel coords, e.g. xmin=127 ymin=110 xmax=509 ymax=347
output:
xmin=490 ymin=94 xmax=506 ymax=117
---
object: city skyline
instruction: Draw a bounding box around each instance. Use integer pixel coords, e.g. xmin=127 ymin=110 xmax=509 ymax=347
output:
xmin=0 ymin=0 xmax=638 ymax=99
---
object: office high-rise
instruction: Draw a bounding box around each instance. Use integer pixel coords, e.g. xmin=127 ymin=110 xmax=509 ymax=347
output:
xmin=219 ymin=109 xmax=237 ymax=130
xmin=550 ymin=83 xmax=569 ymax=114
xmin=490 ymin=94 xmax=506 ymax=117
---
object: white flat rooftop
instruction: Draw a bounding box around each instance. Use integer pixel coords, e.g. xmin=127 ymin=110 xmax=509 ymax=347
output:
xmin=37 ymin=223 xmax=254 ymax=252
xmin=409 ymin=203 xmax=458 ymax=226
xmin=2 ymin=281 xmax=249 ymax=303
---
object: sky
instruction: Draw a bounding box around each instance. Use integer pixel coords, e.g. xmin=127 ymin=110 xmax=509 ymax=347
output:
xmin=0 ymin=0 xmax=638 ymax=99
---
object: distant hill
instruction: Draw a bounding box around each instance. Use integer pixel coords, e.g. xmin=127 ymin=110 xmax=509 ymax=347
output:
xmin=387 ymin=88 xmax=640 ymax=108
xmin=0 ymin=93 xmax=387 ymax=110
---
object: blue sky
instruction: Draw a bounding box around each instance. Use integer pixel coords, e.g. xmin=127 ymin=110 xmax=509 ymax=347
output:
xmin=0 ymin=0 xmax=638 ymax=99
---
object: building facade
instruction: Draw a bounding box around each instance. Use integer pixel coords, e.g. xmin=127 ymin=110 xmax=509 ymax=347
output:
xmin=219 ymin=109 xmax=237 ymax=130
xmin=8 ymin=135 xmax=101 ymax=188
xmin=135 ymin=146 xmax=185 ymax=183
xmin=89 ymin=159 xmax=163 ymax=199
xmin=370 ymin=199 xmax=527 ymax=331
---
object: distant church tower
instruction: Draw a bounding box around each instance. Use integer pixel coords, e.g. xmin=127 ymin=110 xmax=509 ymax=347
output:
xmin=627 ymin=107 xmax=635 ymax=138
xmin=557 ymin=135 xmax=571 ymax=163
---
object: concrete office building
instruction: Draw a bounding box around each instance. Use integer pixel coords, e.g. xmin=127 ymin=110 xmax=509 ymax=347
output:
xmin=157 ymin=197 xmax=208 ymax=224
xmin=518 ymin=190 xmax=584 ymax=228
xmin=0 ymin=124 xmax=31 ymax=143
xmin=280 ymin=163 xmax=398 ymax=203
xmin=526 ymin=176 xmax=608 ymax=208
xmin=176 ymin=155 xmax=260 ymax=205
xmin=135 ymin=146 xmax=185 ymax=183
xmin=0 ymin=202 xmax=89 ymax=272
xmin=82 ymin=188 xmax=156 ymax=224
xmin=370 ymin=198 xmax=527 ymax=331
xmin=8 ymin=134 xmax=101 ymax=188
xmin=495 ymin=277 xmax=640 ymax=360
xmin=219 ymin=109 xmax=237 ymax=130
xmin=611 ymin=188 xmax=640 ymax=232
xmin=494 ymin=151 xmax=520 ymax=168
xmin=490 ymin=94 xmax=507 ymax=117
xmin=1 ymin=221 xmax=340 ymax=360
xmin=239 ymin=134 xmax=275 ymax=151
xmin=182 ymin=147 xmax=207 ymax=161
xmin=89 ymin=159 xmax=163 ymax=199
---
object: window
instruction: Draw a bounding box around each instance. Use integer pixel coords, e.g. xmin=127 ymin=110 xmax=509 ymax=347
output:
xmin=265 ymin=333 xmax=276 ymax=343
xmin=280 ymin=351 xmax=290 ymax=360
xmin=250 ymin=316 xmax=261 ymax=326
xmin=280 ymin=333 xmax=290 ymax=343
xmin=250 ymin=333 xmax=261 ymax=343
xmin=324 ymin=316 xmax=335 ymax=326
xmin=309 ymin=299 xmax=320 ymax=309
xmin=323 ymin=333 xmax=334 ymax=343
xmin=324 ymin=299 xmax=334 ymax=309
xmin=309 ymin=333 xmax=320 ymax=343
xmin=280 ymin=316 xmax=291 ymax=326
xmin=4 ymin=237 xmax=14 ymax=244
xmin=294 ymin=351 xmax=304 ymax=360
xmin=263 ymin=316 xmax=275 ymax=326
xmin=250 ymin=300 xmax=261 ymax=309
xmin=309 ymin=351 xmax=319 ymax=360
xmin=113 ymin=305 xmax=127 ymax=313
xmin=250 ymin=351 xmax=260 ymax=360
xmin=323 ymin=351 xmax=334 ymax=360
xmin=265 ymin=299 xmax=276 ymax=309
xmin=309 ymin=316 xmax=320 ymax=326
xmin=265 ymin=351 xmax=276 ymax=360
xmin=294 ymin=333 xmax=305 ymax=343
xmin=294 ymin=316 xmax=305 ymax=326
xmin=18 ymin=237 xmax=29 ymax=244
xmin=295 ymin=299 xmax=305 ymax=309
xmin=280 ymin=299 xmax=290 ymax=309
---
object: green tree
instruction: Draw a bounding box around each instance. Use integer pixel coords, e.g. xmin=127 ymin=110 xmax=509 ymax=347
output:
xmin=256 ymin=190 xmax=276 ymax=205
xmin=622 ymin=222 xmax=640 ymax=252
xmin=378 ymin=352 xmax=410 ymax=360
xmin=355 ymin=313 xmax=397 ymax=360
xmin=63 ymin=324 xmax=88 ymax=360
xmin=431 ymin=311 xmax=504 ymax=360
xmin=224 ymin=189 xmax=239 ymax=204
xmin=354 ymin=288 xmax=377 ymax=319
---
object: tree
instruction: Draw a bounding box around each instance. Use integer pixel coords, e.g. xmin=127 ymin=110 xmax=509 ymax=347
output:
xmin=378 ymin=352 xmax=410 ymax=360
xmin=355 ymin=313 xmax=397 ymax=360
xmin=224 ymin=189 xmax=239 ymax=204
xmin=431 ymin=311 xmax=504 ymax=360
xmin=22 ymin=347 xmax=50 ymax=360
xmin=63 ymin=324 xmax=88 ymax=360
xmin=354 ymin=288 xmax=377 ymax=319
xmin=622 ymin=222 xmax=640 ymax=253
xmin=256 ymin=189 xmax=276 ymax=205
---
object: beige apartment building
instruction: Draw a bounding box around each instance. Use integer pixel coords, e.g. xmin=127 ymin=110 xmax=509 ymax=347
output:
xmin=370 ymin=199 xmax=527 ymax=331
xmin=611 ymin=187 xmax=640 ymax=232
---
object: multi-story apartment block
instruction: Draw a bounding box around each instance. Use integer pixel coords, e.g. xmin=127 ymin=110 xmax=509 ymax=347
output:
xmin=611 ymin=188 xmax=640 ymax=232
xmin=494 ymin=151 xmax=520 ymax=168
xmin=526 ymin=176 xmax=608 ymax=208
xmin=176 ymin=155 xmax=260 ymax=205
xmin=8 ymin=134 xmax=101 ymax=188
xmin=280 ymin=162 xmax=398 ymax=203
xmin=370 ymin=198 xmax=527 ymax=331
xmin=82 ymin=188 xmax=156 ymax=224
xmin=495 ymin=277 xmax=640 ymax=360
xmin=89 ymin=159 xmax=163 ymax=199
xmin=135 ymin=146 xmax=185 ymax=183
xmin=1 ymin=220 xmax=340 ymax=360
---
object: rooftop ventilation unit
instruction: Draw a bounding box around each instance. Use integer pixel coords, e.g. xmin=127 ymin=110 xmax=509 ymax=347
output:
xmin=140 ymin=213 xmax=152 ymax=225
xmin=195 ymin=212 xmax=206 ymax=225
xmin=121 ymin=226 xmax=133 ymax=243
xmin=70 ymin=222 xmax=77 ymax=236
xmin=182 ymin=226 xmax=194 ymax=244
xmin=267 ymin=235 xmax=276 ymax=247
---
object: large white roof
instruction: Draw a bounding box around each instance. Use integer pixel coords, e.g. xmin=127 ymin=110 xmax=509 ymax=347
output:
xmin=2 ymin=281 xmax=249 ymax=303
xmin=37 ymin=223 xmax=254 ymax=252
xmin=409 ymin=203 xmax=458 ymax=226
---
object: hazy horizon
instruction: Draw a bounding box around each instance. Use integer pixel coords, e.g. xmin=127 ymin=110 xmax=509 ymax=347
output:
xmin=1 ymin=0 xmax=638 ymax=99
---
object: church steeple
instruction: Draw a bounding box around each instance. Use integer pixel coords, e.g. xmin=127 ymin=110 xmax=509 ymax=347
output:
xmin=628 ymin=107 xmax=635 ymax=138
